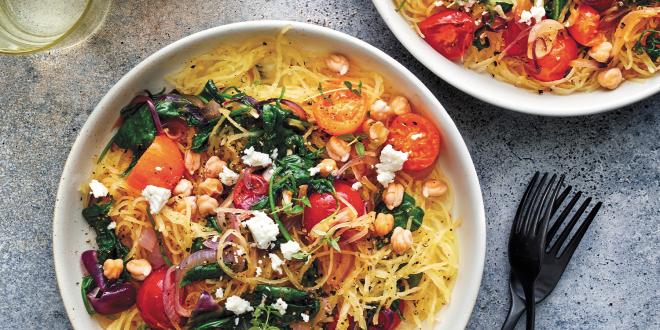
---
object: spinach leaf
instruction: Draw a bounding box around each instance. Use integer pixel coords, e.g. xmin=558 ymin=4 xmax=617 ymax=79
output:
xmin=248 ymin=285 xmax=319 ymax=326
xmin=180 ymin=263 xmax=225 ymax=287
xmin=197 ymin=80 xmax=224 ymax=104
xmin=253 ymin=285 xmax=309 ymax=302
xmin=634 ymin=30 xmax=660 ymax=62
xmin=472 ymin=26 xmax=491 ymax=51
xmin=191 ymin=118 xmax=220 ymax=153
xmin=301 ymin=260 xmax=320 ymax=287
xmin=481 ymin=0 xmax=513 ymax=12
xmin=114 ymin=104 xmax=156 ymax=152
xmin=82 ymin=202 xmax=129 ymax=263
xmin=205 ymin=215 xmax=222 ymax=234
xmin=81 ymin=276 xmax=95 ymax=315
xmin=191 ymin=237 xmax=205 ymax=253
xmin=375 ymin=193 xmax=424 ymax=232
xmin=544 ymin=0 xmax=567 ymax=20
xmin=155 ymin=93 xmax=206 ymax=125
xmin=190 ymin=317 xmax=246 ymax=330
xmin=408 ymin=273 xmax=424 ymax=287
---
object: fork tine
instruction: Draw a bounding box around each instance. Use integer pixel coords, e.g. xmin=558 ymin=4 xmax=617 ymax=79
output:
xmin=535 ymin=174 xmax=564 ymax=236
xmin=522 ymin=173 xmax=549 ymax=233
xmin=549 ymin=196 xmax=592 ymax=255
xmin=513 ymin=172 xmax=540 ymax=234
xmin=550 ymin=185 xmax=572 ymax=219
xmin=546 ymin=191 xmax=582 ymax=248
xmin=558 ymin=201 xmax=602 ymax=260
xmin=525 ymin=173 xmax=555 ymax=234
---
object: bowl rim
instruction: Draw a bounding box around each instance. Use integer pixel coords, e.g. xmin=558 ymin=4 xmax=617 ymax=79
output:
xmin=371 ymin=0 xmax=660 ymax=116
xmin=53 ymin=20 xmax=486 ymax=330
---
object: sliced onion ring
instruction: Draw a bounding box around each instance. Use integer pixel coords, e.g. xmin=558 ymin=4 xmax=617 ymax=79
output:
xmin=527 ymin=19 xmax=565 ymax=59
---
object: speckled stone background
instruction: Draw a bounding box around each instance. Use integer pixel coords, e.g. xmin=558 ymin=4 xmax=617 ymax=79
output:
xmin=0 ymin=0 xmax=658 ymax=329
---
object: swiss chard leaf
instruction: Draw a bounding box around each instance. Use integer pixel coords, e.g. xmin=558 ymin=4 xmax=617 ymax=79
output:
xmin=113 ymin=104 xmax=156 ymax=152
xmin=634 ymin=30 xmax=660 ymax=62
xmin=82 ymin=202 xmax=129 ymax=263
xmin=375 ymin=193 xmax=425 ymax=232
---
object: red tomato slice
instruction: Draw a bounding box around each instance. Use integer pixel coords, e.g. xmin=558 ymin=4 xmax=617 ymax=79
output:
xmin=419 ymin=10 xmax=477 ymax=61
xmin=387 ymin=113 xmax=441 ymax=172
xmin=567 ymin=5 xmax=604 ymax=47
xmin=503 ymin=20 xmax=531 ymax=57
xmin=303 ymin=181 xmax=365 ymax=233
xmin=126 ymin=135 xmax=184 ymax=191
xmin=313 ymin=89 xmax=367 ymax=135
xmin=526 ymin=33 xmax=579 ymax=82
xmin=233 ymin=172 xmax=269 ymax=210
xmin=136 ymin=268 xmax=172 ymax=330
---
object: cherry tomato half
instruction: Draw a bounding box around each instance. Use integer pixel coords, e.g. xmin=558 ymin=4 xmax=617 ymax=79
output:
xmin=581 ymin=0 xmax=613 ymax=12
xmin=233 ymin=172 xmax=269 ymax=210
xmin=303 ymin=181 xmax=366 ymax=233
xmin=136 ymin=268 xmax=172 ymax=330
xmin=313 ymin=89 xmax=367 ymax=135
xmin=503 ymin=20 xmax=530 ymax=57
xmin=567 ymin=5 xmax=604 ymax=47
xmin=387 ymin=113 xmax=441 ymax=172
xmin=419 ymin=10 xmax=477 ymax=61
xmin=126 ymin=135 xmax=184 ymax=191
xmin=368 ymin=308 xmax=403 ymax=330
xmin=526 ymin=33 xmax=579 ymax=82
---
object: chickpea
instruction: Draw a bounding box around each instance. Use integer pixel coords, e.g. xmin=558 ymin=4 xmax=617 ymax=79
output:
xmin=391 ymin=227 xmax=413 ymax=254
xmin=369 ymin=99 xmax=393 ymax=121
xmin=197 ymin=195 xmax=219 ymax=217
xmin=102 ymin=259 xmax=124 ymax=280
xmin=369 ymin=121 xmax=389 ymax=147
xmin=326 ymin=136 xmax=350 ymax=162
xmin=422 ymin=179 xmax=448 ymax=198
xmin=173 ymin=179 xmax=193 ymax=196
xmin=597 ymin=68 xmax=623 ymax=90
xmin=361 ymin=118 xmax=376 ymax=132
xmin=317 ymin=159 xmax=338 ymax=176
xmin=325 ymin=54 xmax=350 ymax=75
xmin=175 ymin=196 xmax=197 ymax=215
xmin=382 ymin=182 xmax=404 ymax=210
xmin=389 ymin=96 xmax=411 ymax=115
xmin=205 ymin=156 xmax=226 ymax=178
xmin=126 ymin=259 xmax=152 ymax=281
xmin=588 ymin=41 xmax=612 ymax=63
xmin=373 ymin=213 xmax=395 ymax=236
xmin=334 ymin=207 xmax=357 ymax=224
xmin=199 ymin=178 xmax=223 ymax=196
xmin=184 ymin=150 xmax=201 ymax=175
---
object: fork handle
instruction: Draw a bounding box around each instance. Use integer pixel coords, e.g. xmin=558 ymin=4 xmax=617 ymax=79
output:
xmin=523 ymin=284 xmax=536 ymax=330
xmin=501 ymin=282 xmax=526 ymax=330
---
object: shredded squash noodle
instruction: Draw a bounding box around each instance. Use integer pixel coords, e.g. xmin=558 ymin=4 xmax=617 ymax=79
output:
xmin=82 ymin=28 xmax=459 ymax=330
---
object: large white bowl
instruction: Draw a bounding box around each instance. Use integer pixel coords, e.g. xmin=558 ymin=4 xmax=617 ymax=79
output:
xmin=53 ymin=20 xmax=486 ymax=330
xmin=372 ymin=0 xmax=660 ymax=116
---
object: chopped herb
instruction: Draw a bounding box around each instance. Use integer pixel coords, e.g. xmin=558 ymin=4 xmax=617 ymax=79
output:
xmin=634 ymin=30 xmax=660 ymax=62
xmin=343 ymin=80 xmax=363 ymax=96
xmin=355 ymin=141 xmax=365 ymax=155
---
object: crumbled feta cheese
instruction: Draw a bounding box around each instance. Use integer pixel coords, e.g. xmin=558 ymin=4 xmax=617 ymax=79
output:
xmin=215 ymin=288 xmax=224 ymax=298
xmin=211 ymin=235 xmax=219 ymax=242
xmin=269 ymin=253 xmax=284 ymax=274
xmin=141 ymin=185 xmax=171 ymax=214
xmin=255 ymin=266 xmax=262 ymax=276
xmin=280 ymin=241 xmax=301 ymax=260
xmin=351 ymin=181 xmax=363 ymax=191
xmin=370 ymin=99 xmax=390 ymax=113
xmin=89 ymin=179 xmax=109 ymax=198
xmin=308 ymin=166 xmax=320 ymax=176
xmin=375 ymin=145 xmax=409 ymax=187
xmin=410 ymin=133 xmax=424 ymax=141
xmin=241 ymin=146 xmax=272 ymax=167
xmin=242 ymin=211 xmax=280 ymax=249
xmin=519 ymin=5 xmax=545 ymax=25
xmin=263 ymin=166 xmax=275 ymax=182
xmin=271 ymin=298 xmax=288 ymax=315
xmin=225 ymin=296 xmax=254 ymax=315
xmin=107 ymin=221 xmax=117 ymax=230
xmin=301 ymin=313 xmax=310 ymax=322
xmin=235 ymin=248 xmax=245 ymax=256
xmin=219 ymin=165 xmax=239 ymax=186
xmin=270 ymin=149 xmax=279 ymax=160
xmin=234 ymin=318 xmax=239 ymax=326
xmin=434 ymin=0 xmax=444 ymax=6
xmin=155 ymin=166 xmax=162 ymax=171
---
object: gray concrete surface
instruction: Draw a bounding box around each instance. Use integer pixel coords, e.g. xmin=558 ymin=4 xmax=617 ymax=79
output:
xmin=0 ymin=0 xmax=658 ymax=329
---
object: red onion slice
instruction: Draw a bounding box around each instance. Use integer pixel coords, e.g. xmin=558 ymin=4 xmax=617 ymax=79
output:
xmin=162 ymin=266 xmax=183 ymax=329
xmin=87 ymin=282 xmax=136 ymax=315
xmin=81 ymin=250 xmax=106 ymax=291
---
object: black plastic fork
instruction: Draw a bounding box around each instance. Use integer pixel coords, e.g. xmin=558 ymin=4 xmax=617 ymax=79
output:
xmin=508 ymin=172 xmax=564 ymax=330
xmin=502 ymin=182 xmax=603 ymax=330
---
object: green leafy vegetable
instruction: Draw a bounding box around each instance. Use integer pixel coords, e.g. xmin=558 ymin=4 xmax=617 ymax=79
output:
xmin=81 ymin=276 xmax=95 ymax=315
xmin=114 ymin=104 xmax=157 ymax=152
xmin=634 ymin=30 xmax=660 ymax=62
xmin=375 ymin=193 xmax=425 ymax=232
xmin=191 ymin=118 xmax=220 ymax=153
xmin=180 ymin=263 xmax=225 ymax=287
xmin=191 ymin=237 xmax=205 ymax=253
xmin=248 ymin=285 xmax=320 ymax=326
xmin=205 ymin=215 xmax=222 ymax=234
xmin=544 ymin=0 xmax=567 ymax=20
xmin=197 ymin=80 xmax=224 ymax=104
xmin=408 ymin=273 xmax=424 ymax=287
xmin=472 ymin=26 xmax=491 ymax=51
xmin=146 ymin=212 xmax=173 ymax=267
xmin=248 ymin=305 xmax=281 ymax=330
xmin=82 ymin=202 xmax=129 ymax=263
xmin=481 ymin=0 xmax=514 ymax=12
xmin=343 ymin=80 xmax=363 ymax=96
xmin=301 ymin=260 xmax=320 ymax=287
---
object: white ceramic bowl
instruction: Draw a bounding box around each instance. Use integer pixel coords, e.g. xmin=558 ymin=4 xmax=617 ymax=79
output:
xmin=372 ymin=0 xmax=660 ymax=116
xmin=53 ymin=20 xmax=486 ymax=330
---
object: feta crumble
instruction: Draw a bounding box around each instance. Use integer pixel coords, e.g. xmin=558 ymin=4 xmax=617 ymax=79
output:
xmin=434 ymin=0 xmax=444 ymax=6
xmin=215 ymin=288 xmax=224 ymax=298
xmin=107 ymin=221 xmax=117 ymax=230
xmin=219 ymin=165 xmax=239 ymax=186
xmin=519 ymin=5 xmax=545 ymax=26
xmin=141 ymin=185 xmax=171 ymax=214
xmin=301 ymin=312 xmax=310 ymax=322
xmin=242 ymin=211 xmax=280 ymax=249
xmin=255 ymin=266 xmax=262 ymax=277
xmin=225 ymin=296 xmax=254 ymax=315
xmin=351 ymin=181 xmax=363 ymax=190
xmin=89 ymin=179 xmax=109 ymax=198
xmin=308 ymin=166 xmax=320 ymax=176
xmin=410 ymin=133 xmax=424 ymax=140
xmin=235 ymin=248 xmax=245 ymax=256
xmin=155 ymin=166 xmax=162 ymax=171
xmin=271 ymin=298 xmax=288 ymax=315
xmin=241 ymin=146 xmax=272 ymax=167
xmin=370 ymin=99 xmax=390 ymax=113
xmin=280 ymin=241 xmax=301 ymax=260
xmin=375 ymin=145 xmax=409 ymax=187
xmin=270 ymin=148 xmax=279 ymax=160
xmin=269 ymin=253 xmax=284 ymax=274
